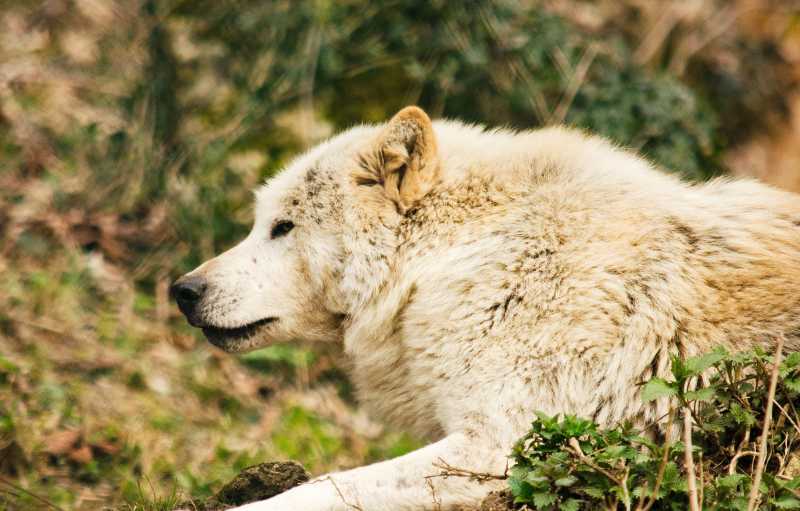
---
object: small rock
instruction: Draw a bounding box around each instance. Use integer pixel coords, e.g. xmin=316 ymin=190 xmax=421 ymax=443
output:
xmin=184 ymin=461 xmax=310 ymax=510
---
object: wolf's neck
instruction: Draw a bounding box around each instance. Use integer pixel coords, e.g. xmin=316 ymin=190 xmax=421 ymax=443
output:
xmin=338 ymin=206 xmax=428 ymax=359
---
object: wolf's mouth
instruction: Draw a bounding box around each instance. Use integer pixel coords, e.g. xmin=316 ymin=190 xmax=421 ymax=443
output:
xmin=202 ymin=317 xmax=277 ymax=348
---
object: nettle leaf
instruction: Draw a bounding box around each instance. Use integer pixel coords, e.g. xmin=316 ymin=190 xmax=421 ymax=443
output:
xmin=772 ymin=495 xmax=800 ymax=509
xmin=739 ymin=382 xmax=755 ymax=394
xmin=554 ymin=475 xmax=578 ymax=487
xmin=783 ymin=377 xmax=800 ymax=394
xmin=562 ymin=416 xmax=595 ymax=437
xmin=729 ymin=402 xmax=757 ymax=427
xmin=671 ymin=356 xmax=689 ymax=381
xmin=532 ymin=491 xmax=557 ymax=508
xmin=628 ymin=434 xmax=657 ymax=450
xmin=509 ymin=477 xmax=533 ymax=501
xmin=685 ymin=386 xmax=717 ymax=402
xmin=561 ymin=499 xmax=582 ymax=511
xmin=509 ymin=466 xmax=529 ymax=480
xmin=685 ymin=348 xmax=727 ymax=376
xmin=783 ymin=354 xmax=800 ymax=376
xmin=600 ymin=444 xmax=632 ymax=460
xmin=659 ymin=462 xmax=682 ymax=490
xmin=641 ymin=378 xmax=678 ymax=402
xmin=730 ymin=496 xmax=751 ymax=510
xmin=583 ymin=486 xmax=606 ymax=499
xmin=717 ymin=474 xmax=748 ymax=489
xmin=700 ymin=419 xmax=727 ymax=435
xmin=526 ymin=472 xmax=550 ymax=486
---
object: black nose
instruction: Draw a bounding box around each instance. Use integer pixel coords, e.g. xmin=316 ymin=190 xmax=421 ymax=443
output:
xmin=170 ymin=275 xmax=208 ymax=322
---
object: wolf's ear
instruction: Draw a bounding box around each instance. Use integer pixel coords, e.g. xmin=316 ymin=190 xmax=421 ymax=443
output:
xmin=356 ymin=106 xmax=440 ymax=214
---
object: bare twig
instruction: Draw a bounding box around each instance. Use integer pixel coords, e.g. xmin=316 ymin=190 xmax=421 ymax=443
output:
xmin=730 ymin=451 xmax=760 ymax=476
xmin=683 ymin=408 xmax=700 ymax=511
xmin=425 ymin=477 xmax=443 ymax=511
xmin=639 ymin=440 xmax=671 ymax=511
xmin=568 ymin=437 xmax=631 ymax=510
xmin=0 ymin=476 xmax=66 ymax=511
xmin=698 ymin=452 xmax=704 ymax=509
xmin=747 ymin=335 xmax=785 ymax=511
xmin=773 ymin=399 xmax=800 ymax=437
xmin=550 ymin=44 xmax=598 ymax=125
xmin=729 ymin=429 xmax=752 ymax=475
xmin=634 ymin=9 xmax=680 ymax=65
xmin=321 ymin=476 xmax=363 ymax=511
xmin=427 ymin=458 xmax=508 ymax=483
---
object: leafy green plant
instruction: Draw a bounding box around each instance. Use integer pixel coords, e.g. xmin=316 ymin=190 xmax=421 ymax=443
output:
xmin=509 ymin=344 xmax=800 ymax=510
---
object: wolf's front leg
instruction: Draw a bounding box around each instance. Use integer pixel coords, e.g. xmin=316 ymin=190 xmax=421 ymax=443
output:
xmin=234 ymin=431 xmax=507 ymax=511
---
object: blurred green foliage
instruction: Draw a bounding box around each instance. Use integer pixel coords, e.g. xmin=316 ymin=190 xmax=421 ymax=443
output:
xmin=3 ymin=0 xmax=726 ymax=287
xmin=172 ymin=0 xmax=721 ymax=179
xmin=101 ymin=0 xmax=722 ymax=283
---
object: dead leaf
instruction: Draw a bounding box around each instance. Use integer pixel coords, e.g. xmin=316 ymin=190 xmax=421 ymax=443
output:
xmin=43 ymin=429 xmax=81 ymax=455
xmin=68 ymin=444 xmax=93 ymax=464
xmin=91 ymin=439 xmax=122 ymax=456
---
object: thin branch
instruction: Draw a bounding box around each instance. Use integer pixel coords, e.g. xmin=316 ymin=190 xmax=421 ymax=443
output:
xmin=683 ymin=408 xmax=700 ymax=511
xmin=550 ymin=44 xmax=598 ymax=125
xmin=747 ymin=335 xmax=785 ymax=511
xmin=730 ymin=451 xmax=759 ymax=476
xmin=427 ymin=458 xmax=508 ymax=483
xmin=568 ymin=437 xmax=631 ymax=510
xmin=425 ymin=477 xmax=443 ymax=511
xmin=729 ymin=429 xmax=752 ymax=475
xmin=668 ymin=6 xmax=738 ymax=75
xmin=634 ymin=8 xmax=680 ymax=65
xmin=0 ymin=476 xmax=66 ymax=511
xmin=772 ymin=399 xmax=800 ymax=437
xmin=321 ymin=476 xmax=363 ymax=511
xmin=698 ymin=452 xmax=704 ymax=509
xmin=639 ymin=441 xmax=671 ymax=511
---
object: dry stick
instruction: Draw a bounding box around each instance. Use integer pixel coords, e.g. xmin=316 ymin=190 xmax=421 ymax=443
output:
xmin=729 ymin=429 xmax=752 ymax=475
xmin=698 ymin=451 xmax=705 ymax=509
xmin=683 ymin=408 xmax=701 ymax=511
xmin=429 ymin=458 xmax=508 ymax=483
xmin=0 ymin=476 xmax=65 ymax=511
xmin=322 ymin=476 xmax=364 ymax=511
xmin=730 ymin=451 xmax=760 ymax=477
xmin=668 ymin=6 xmax=738 ymax=76
xmin=569 ymin=437 xmax=631 ymax=511
xmin=772 ymin=399 xmax=800 ymax=437
xmin=634 ymin=8 xmax=680 ymax=65
xmin=425 ymin=477 xmax=443 ymax=511
xmin=747 ymin=335 xmax=785 ymax=511
xmin=424 ymin=459 xmax=506 ymax=511
xmin=637 ymin=420 xmax=672 ymax=511
xmin=550 ymin=44 xmax=598 ymax=125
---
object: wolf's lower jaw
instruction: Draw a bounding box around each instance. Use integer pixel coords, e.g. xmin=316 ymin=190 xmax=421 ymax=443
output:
xmin=202 ymin=317 xmax=276 ymax=348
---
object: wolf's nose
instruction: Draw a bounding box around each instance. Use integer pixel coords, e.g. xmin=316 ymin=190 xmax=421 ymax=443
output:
xmin=170 ymin=275 xmax=208 ymax=320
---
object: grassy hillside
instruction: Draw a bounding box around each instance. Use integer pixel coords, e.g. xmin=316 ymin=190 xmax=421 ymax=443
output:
xmin=1 ymin=1 xmax=799 ymax=508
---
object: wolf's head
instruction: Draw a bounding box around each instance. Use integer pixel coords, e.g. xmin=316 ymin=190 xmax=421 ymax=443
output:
xmin=171 ymin=107 xmax=440 ymax=351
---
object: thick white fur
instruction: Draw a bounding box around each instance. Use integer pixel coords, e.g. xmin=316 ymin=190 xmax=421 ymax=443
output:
xmin=183 ymin=111 xmax=800 ymax=510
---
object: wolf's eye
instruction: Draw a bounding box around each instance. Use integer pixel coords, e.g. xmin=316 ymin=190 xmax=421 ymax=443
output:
xmin=270 ymin=220 xmax=295 ymax=239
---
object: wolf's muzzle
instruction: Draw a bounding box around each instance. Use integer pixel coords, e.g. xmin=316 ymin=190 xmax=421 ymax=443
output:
xmin=170 ymin=275 xmax=208 ymax=326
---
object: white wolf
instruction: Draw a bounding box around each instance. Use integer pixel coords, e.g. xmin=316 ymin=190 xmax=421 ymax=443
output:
xmin=172 ymin=106 xmax=800 ymax=510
